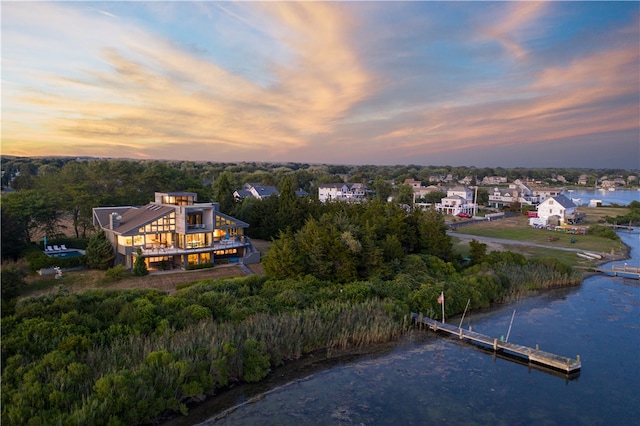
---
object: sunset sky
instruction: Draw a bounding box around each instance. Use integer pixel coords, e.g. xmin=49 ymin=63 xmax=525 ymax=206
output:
xmin=2 ymin=1 xmax=639 ymax=168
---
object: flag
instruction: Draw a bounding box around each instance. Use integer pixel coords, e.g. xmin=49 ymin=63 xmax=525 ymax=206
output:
xmin=437 ymin=291 xmax=444 ymax=305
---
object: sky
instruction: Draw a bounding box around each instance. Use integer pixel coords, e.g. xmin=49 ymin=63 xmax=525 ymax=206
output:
xmin=2 ymin=1 xmax=639 ymax=169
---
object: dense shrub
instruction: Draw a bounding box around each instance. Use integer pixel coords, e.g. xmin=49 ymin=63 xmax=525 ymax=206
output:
xmin=105 ymin=265 xmax=132 ymax=281
xmin=586 ymin=224 xmax=620 ymax=240
xmin=2 ymin=243 xmax=581 ymax=425
xmin=186 ymin=262 xmax=214 ymax=270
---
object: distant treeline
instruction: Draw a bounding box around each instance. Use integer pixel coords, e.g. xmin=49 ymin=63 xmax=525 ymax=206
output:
xmin=1 ymin=157 xmax=636 ymax=261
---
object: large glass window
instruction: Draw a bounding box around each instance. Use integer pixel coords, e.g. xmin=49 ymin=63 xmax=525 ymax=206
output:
xmin=215 ymin=214 xmax=237 ymax=227
xmin=140 ymin=212 xmax=176 ymax=233
xmin=163 ymin=195 xmax=194 ymax=206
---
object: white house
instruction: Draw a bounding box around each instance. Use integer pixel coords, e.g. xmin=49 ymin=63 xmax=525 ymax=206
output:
xmin=435 ymin=186 xmax=476 ymax=216
xmin=488 ymin=180 xmax=537 ymax=208
xmin=318 ymin=183 xmax=367 ymax=203
xmin=530 ymin=194 xmax=577 ymax=227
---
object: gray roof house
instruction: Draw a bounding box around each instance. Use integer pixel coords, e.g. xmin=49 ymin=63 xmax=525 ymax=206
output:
xmin=93 ymin=191 xmax=258 ymax=271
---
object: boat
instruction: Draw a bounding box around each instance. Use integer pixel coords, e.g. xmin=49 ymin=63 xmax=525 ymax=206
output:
xmin=578 ymin=252 xmax=602 ymax=260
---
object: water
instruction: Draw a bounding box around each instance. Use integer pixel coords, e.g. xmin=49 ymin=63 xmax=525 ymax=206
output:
xmin=179 ymin=229 xmax=639 ymax=426
xmin=566 ymin=188 xmax=639 ymax=206
xmin=46 ymin=250 xmax=83 ymax=258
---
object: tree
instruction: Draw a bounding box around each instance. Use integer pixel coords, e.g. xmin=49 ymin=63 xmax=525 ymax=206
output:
xmin=85 ymin=232 xmax=114 ymax=270
xmin=395 ymin=183 xmax=414 ymax=206
xmin=476 ymin=188 xmax=489 ymax=206
xmin=1 ymin=203 xmax=27 ymax=260
xmin=133 ymin=250 xmax=149 ymax=276
xmin=213 ymin=172 xmax=236 ymax=214
xmin=416 ymin=208 xmax=454 ymax=261
xmin=1 ymin=267 xmax=24 ymax=300
xmin=469 ymin=239 xmax=487 ymax=265
xmin=373 ymin=176 xmax=392 ymax=201
xmin=1 ymin=189 xmax=61 ymax=244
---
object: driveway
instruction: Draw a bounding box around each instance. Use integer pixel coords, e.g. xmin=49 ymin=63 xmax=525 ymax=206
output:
xmin=447 ymin=231 xmax=593 ymax=254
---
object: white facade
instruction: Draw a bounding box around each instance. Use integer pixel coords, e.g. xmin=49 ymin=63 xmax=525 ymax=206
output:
xmin=318 ymin=183 xmax=367 ymax=203
xmin=435 ymin=186 xmax=476 ymax=216
xmin=532 ymin=195 xmax=577 ymax=226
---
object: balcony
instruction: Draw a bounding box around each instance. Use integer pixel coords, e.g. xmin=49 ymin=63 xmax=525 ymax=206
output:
xmin=137 ymin=238 xmax=245 ymax=257
xmin=187 ymin=224 xmax=210 ymax=232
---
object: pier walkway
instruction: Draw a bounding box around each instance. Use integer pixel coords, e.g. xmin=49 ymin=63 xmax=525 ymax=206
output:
xmin=412 ymin=314 xmax=581 ymax=374
xmin=593 ymin=264 xmax=640 ymax=280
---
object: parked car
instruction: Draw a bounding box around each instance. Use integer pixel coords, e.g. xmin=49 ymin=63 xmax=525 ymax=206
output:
xmin=456 ymin=213 xmax=472 ymax=218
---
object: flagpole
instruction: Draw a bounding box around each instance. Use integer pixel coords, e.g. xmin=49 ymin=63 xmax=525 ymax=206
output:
xmin=441 ymin=291 xmax=445 ymax=324
xmin=458 ymin=299 xmax=470 ymax=329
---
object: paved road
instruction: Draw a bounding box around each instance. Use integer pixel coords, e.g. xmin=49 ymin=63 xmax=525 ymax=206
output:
xmin=447 ymin=231 xmax=598 ymax=254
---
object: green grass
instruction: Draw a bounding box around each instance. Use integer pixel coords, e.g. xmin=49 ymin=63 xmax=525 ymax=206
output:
xmin=452 ymin=238 xmax=596 ymax=269
xmin=452 ymin=222 xmax=621 ymax=254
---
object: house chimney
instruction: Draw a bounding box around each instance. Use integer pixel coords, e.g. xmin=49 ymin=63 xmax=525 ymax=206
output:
xmin=110 ymin=212 xmax=121 ymax=230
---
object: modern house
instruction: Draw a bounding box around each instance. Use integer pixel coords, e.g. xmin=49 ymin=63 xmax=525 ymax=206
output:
xmin=529 ymin=194 xmax=577 ymax=227
xmin=318 ymin=183 xmax=367 ymax=203
xmin=93 ymin=191 xmax=259 ymax=271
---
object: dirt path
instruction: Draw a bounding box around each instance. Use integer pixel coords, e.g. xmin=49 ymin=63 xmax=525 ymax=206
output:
xmin=448 ymin=232 xmax=598 ymax=254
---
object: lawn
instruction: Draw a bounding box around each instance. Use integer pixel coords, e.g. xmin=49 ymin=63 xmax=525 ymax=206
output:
xmin=450 ymin=213 xmax=629 ymax=270
xmin=19 ymin=239 xmax=273 ymax=300
xmin=20 ymin=265 xmax=251 ymax=300
xmin=452 ymin=219 xmax=622 ymax=254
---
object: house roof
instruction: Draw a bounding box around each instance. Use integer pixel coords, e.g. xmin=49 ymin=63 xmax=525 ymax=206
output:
xmin=318 ymin=183 xmax=345 ymax=189
xmin=252 ymin=186 xmax=279 ymax=197
xmin=216 ymin=211 xmax=249 ymax=228
xmin=450 ymin=186 xmax=471 ymax=192
xmin=93 ymin=206 xmax=134 ymax=229
xmin=94 ymin=204 xmax=175 ymax=235
xmin=549 ymin=194 xmax=577 ymax=209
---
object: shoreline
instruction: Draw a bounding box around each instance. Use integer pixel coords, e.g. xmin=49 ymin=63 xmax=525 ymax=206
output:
xmin=155 ymin=238 xmax=634 ymax=425
xmin=156 ymin=338 xmax=405 ymax=425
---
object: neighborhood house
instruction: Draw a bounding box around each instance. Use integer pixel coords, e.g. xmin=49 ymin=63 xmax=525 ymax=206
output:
xmin=434 ymin=186 xmax=476 ymax=217
xmin=318 ymin=183 xmax=367 ymax=203
xmin=93 ymin=191 xmax=260 ymax=271
xmin=529 ymin=194 xmax=578 ymax=227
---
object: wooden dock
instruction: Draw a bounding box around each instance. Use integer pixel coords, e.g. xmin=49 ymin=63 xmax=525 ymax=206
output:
xmin=593 ymin=264 xmax=640 ymax=279
xmin=412 ymin=314 xmax=581 ymax=374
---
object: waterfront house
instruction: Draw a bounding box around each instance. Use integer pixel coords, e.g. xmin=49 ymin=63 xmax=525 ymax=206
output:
xmin=530 ymin=194 xmax=577 ymax=227
xmin=93 ymin=191 xmax=259 ymax=271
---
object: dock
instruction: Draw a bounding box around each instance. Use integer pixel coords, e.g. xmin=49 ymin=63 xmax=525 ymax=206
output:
xmin=593 ymin=264 xmax=640 ymax=280
xmin=412 ymin=314 xmax=581 ymax=374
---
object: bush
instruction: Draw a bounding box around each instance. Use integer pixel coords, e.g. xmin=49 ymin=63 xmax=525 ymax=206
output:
xmin=105 ymin=265 xmax=132 ymax=281
xmin=586 ymin=224 xmax=620 ymax=240
xmin=186 ymin=262 xmax=214 ymax=270
xmin=133 ymin=254 xmax=149 ymax=277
